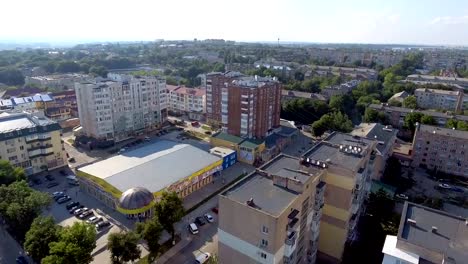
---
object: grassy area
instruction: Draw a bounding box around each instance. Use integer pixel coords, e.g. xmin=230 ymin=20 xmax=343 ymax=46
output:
xmin=201 ymin=125 xmax=211 ymax=131
xmin=66 ymin=138 xmax=75 ymax=144
xmin=137 ymin=235 xmax=182 ymax=264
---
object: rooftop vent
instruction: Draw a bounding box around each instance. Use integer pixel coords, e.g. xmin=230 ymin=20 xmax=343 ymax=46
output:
xmin=431 ymin=226 xmax=438 ymax=233
xmin=407 ymin=218 xmax=417 ymax=225
xmin=246 ymin=198 xmax=255 ymax=207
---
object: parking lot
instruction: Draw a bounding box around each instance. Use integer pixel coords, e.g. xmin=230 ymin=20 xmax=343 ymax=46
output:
xmin=32 ymin=168 xmax=148 ymax=264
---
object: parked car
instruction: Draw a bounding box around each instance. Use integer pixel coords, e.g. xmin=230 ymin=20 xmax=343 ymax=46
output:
xmin=191 ymin=121 xmax=199 ymax=127
xmin=59 ymin=170 xmax=67 ymax=176
xmin=204 ymin=213 xmax=214 ymax=223
xmin=46 ymin=174 xmax=55 ymax=181
xmin=439 ymin=183 xmax=451 ymax=189
xmin=188 ymin=223 xmax=199 ymax=234
xmin=79 ymin=210 xmax=93 ymax=219
xmin=195 ymin=252 xmax=211 ymax=264
xmin=32 ymin=178 xmax=42 ymax=185
xmin=118 ymin=148 xmax=126 ymax=154
xmin=68 ymin=157 xmax=76 ymax=163
xmin=47 ymin=182 xmax=59 ymax=188
xmin=52 ymin=191 xmax=64 ymax=198
xmin=57 ymin=196 xmax=72 ymax=204
xmin=195 ymin=216 xmax=206 ymax=226
xmin=86 ymin=216 xmax=103 ymax=224
xmin=96 ymin=221 xmax=111 ymax=230
xmin=211 ymin=207 xmax=218 ymax=214
xmin=73 ymin=208 xmax=87 ymax=216
xmin=54 ymin=194 xmax=67 ymax=201
xmin=144 ymin=136 xmax=151 ymax=141
xmin=395 ymin=194 xmax=408 ymax=200
xmin=69 ymin=205 xmax=84 ymax=214
xmin=16 ymin=256 xmax=28 ymax=264
xmin=451 ymin=186 xmax=465 ymax=193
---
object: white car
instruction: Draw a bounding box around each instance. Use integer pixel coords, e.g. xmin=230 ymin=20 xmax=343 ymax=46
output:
xmin=204 ymin=213 xmax=214 ymax=223
xmin=195 ymin=252 xmax=211 ymax=264
xmin=86 ymin=216 xmax=102 ymax=224
xmin=188 ymin=223 xmax=199 ymax=234
xmin=395 ymin=194 xmax=408 ymax=200
xmin=439 ymin=183 xmax=451 ymax=189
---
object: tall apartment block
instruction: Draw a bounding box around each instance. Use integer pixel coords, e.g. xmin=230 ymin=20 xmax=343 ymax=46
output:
xmin=219 ymin=154 xmax=326 ymax=264
xmin=0 ymin=112 xmax=66 ymax=175
xmin=75 ymin=74 xmax=168 ymax=142
xmin=414 ymin=88 xmax=464 ymax=112
xmin=412 ymin=123 xmax=468 ymax=178
xmin=205 ymin=72 xmax=281 ymax=138
xmin=302 ymin=132 xmax=377 ymax=263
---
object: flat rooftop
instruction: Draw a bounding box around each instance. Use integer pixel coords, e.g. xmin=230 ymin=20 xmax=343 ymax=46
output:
xmin=418 ymin=124 xmax=468 ymax=140
xmin=399 ymin=202 xmax=468 ymax=263
xmin=78 ymin=140 xmax=221 ymax=193
xmin=0 ymin=112 xmax=59 ymax=138
xmin=351 ymin=123 xmax=398 ymax=154
xmin=222 ymin=154 xmax=321 ymax=216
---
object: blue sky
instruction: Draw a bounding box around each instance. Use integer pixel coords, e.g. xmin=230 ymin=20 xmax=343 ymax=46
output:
xmin=2 ymin=0 xmax=468 ymax=45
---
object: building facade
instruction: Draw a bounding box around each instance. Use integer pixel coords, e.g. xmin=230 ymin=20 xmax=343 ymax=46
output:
xmin=414 ymin=88 xmax=463 ymax=112
xmin=205 ymin=72 xmax=281 ymax=139
xmin=303 ymin=133 xmax=377 ymax=262
xmin=406 ymin=74 xmax=468 ymax=89
xmin=219 ymin=154 xmax=326 ymax=264
xmin=0 ymin=112 xmax=66 ymax=175
xmin=412 ymin=123 xmax=468 ymax=178
xmin=75 ymin=75 xmax=168 ymax=142
xmin=169 ymin=86 xmax=206 ymax=120
xmin=25 ymin=74 xmax=90 ymax=91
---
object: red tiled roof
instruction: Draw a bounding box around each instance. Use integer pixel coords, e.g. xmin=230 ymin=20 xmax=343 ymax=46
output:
xmin=172 ymin=86 xmax=205 ymax=97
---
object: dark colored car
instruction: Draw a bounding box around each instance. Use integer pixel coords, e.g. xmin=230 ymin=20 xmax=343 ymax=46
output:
xmin=59 ymin=170 xmax=67 ymax=176
xmin=45 ymin=174 xmax=55 ymax=181
xmin=96 ymin=221 xmax=111 ymax=230
xmin=47 ymin=182 xmax=59 ymax=188
xmin=57 ymin=196 xmax=72 ymax=204
xmin=32 ymin=178 xmax=42 ymax=185
xmin=79 ymin=210 xmax=93 ymax=219
xmin=16 ymin=256 xmax=28 ymax=264
xmin=211 ymin=207 xmax=219 ymax=214
xmin=195 ymin=216 xmax=206 ymax=226
xmin=66 ymin=201 xmax=80 ymax=210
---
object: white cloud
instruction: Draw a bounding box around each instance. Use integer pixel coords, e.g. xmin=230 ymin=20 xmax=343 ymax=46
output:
xmin=430 ymin=15 xmax=468 ymax=25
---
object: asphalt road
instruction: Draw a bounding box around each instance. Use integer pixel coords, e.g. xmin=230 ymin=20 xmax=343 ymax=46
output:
xmin=0 ymin=224 xmax=29 ymax=264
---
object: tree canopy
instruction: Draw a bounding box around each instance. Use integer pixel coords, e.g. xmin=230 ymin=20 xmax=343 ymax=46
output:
xmin=135 ymin=216 xmax=163 ymax=262
xmin=42 ymin=222 xmax=97 ymax=264
xmin=107 ymin=231 xmax=141 ymax=264
xmin=281 ymin=98 xmax=330 ymax=125
xmin=403 ymin=95 xmax=418 ymax=109
xmin=155 ymin=192 xmax=185 ymax=243
xmin=0 ymin=160 xmax=26 ymax=185
xmin=311 ymin=111 xmax=353 ymax=137
xmin=24 ymin=216 xmax=61 ymax=263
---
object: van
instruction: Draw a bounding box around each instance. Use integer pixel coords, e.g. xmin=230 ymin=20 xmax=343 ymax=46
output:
xmin=188 ymin=223 xmax=199 ymax=234
xmin=195 ymin=252 xmax=211 ymax=264
xmin=66 ymin=175 xmax=79 ymax=186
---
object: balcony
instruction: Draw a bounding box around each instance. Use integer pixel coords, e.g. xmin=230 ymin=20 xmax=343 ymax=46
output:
xmin=312 ymin=210 xmax=322 ymax=221
xmin=285 ymin=231 xmax=297 ymax=246
xmin=28 ymin=147 xmax=54 ymax=158
xmin=27 ymin=144 xmax=53 ymax=152
xmin=313 ymin=201 xmax=324 ymax=211
xmin=288 ymin=217 xmax=299 ymax=232
xmin=25 ymin=134 xmax=51 ymax=143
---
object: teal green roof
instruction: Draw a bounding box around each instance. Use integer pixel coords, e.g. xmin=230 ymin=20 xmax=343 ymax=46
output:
xmin=213 ymin=132 xmax=244 ymax=145
xmin=371 ymin=180 xmax=397 ymax=197
xmin=239 ymin=139 xmax=263 ymax=149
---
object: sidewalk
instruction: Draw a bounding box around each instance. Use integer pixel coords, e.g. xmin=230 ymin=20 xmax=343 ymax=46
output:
xmin=155 ymin=236 xmax=192 ymax=264
xmin=183 ymin=162 xmax=254 ymax=210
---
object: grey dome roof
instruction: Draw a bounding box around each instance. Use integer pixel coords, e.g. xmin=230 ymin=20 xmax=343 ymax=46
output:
xmin=118 ymin=187 xmax=154 ymax=210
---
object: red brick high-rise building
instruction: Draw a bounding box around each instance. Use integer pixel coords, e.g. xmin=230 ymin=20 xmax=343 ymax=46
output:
xmin=205 ymin=72 xmax=281 ymax=139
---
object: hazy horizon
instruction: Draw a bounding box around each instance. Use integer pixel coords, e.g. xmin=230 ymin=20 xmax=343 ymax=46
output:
xmin=2 ymin=0 xmax=468 ymax=46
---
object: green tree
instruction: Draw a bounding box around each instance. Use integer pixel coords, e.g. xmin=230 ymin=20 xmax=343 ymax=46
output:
xmin=107 ymin=231 xmax=141 ymax=264
xmin=421 ymin=115 xmax=436 ymax=125
xmin=206 ymin=254 xmax=219 ymax=264
xmin=24 ymin=216 xmax=61 ymax=263
xmin=311 ymin=111 xmax=353 ymax=137
xmin=89 ymin=65 xmax=108 ymax=77
xmin=457 ymin=120 xmax=468 ymax=131
xmin=363 ymin=108 xmax=386 ymax=123
xmin=387 ymin=99 xmax=402 ymax=107
xmin=42 ymin=222 xmax=97 ymax=264
xmin=403 ymin=95 xmax=418 ymax=109
xmin=329 ymin=94 xmax=355 ymax=115
xmin=155 ymin=192 xmax=185 ymax=243
xmin=404 ymin=112 xmax=423 ymax=131
xmin=0 ymin=160 xmax=26 ymax=185
xmin=0 ymin=181 xmax=51 ymax=240
xmin=136 ymin=216 xmax=163 ymax=262
xmin=446 ymin=119 xmax=458 ymax=129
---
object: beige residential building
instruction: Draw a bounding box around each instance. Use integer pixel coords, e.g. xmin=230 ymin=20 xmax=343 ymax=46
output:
xmin=414 ymin=88 xmax=463 ymax=112
xmin=219 ymin=154 xmax=326 ymax=264
xmin=412 ymin=123 xmax=468 ymax=178
xmin=75 ymin=75 xmax=168 ymax=142
xmin=0 ymin=112 xmax=66 ymax=175
xmin=169 ymin=86 xmax=206 ymax=120
xmin=302 ymin=132 xmax=377 ymax=262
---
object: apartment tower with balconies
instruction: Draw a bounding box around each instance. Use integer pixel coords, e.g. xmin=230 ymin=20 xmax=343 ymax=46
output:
xmin=205 ymin=72 xmax=281 ymax=139
xmin=218 ymin=154 xmax=326 ymax=264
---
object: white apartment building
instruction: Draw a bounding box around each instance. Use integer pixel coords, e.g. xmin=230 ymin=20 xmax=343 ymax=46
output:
xmin=414 ymin=88 xmax=463 ymax=112
xmin=75 ymin=75 xmax=168 ymax=142
xmin=169 ymin=86 xmax=206 ymax=120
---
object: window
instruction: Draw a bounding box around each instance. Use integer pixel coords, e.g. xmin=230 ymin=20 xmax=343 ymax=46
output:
xmin=8 ymin=156 xmax=17 ymax=161
xmin=261 ymin=239 xmax=268 ymax=247
xmin=262 ymin=226 xmax=269 ymax=234
xmin=260 ymin=253 xmax=267 ymax=259
xmin=19 ymin=146 xmax=24 ymax=150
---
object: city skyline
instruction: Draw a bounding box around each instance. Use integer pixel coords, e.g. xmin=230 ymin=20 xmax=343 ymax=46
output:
xmin=2 ymin=0 xmax=468 ymax=46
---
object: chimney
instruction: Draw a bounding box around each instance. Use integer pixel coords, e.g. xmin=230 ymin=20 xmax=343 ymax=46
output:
xmin=431 ymin=226 xmax=438 ymax=233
